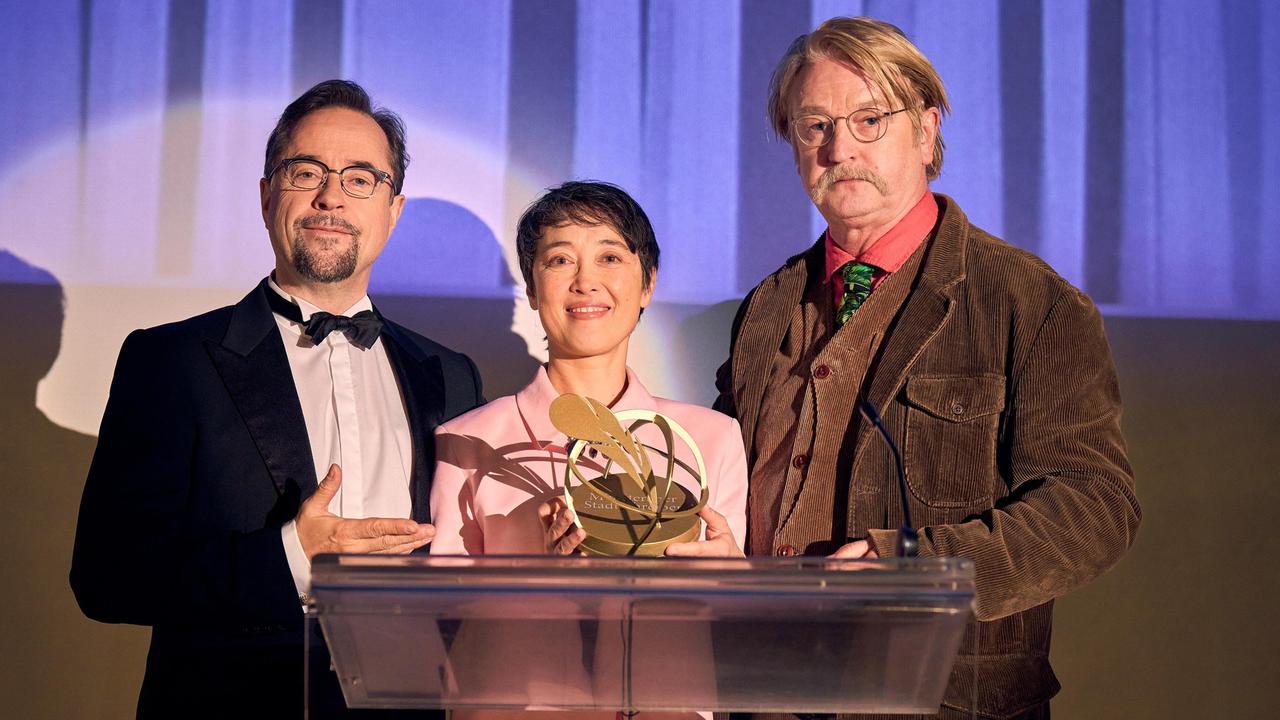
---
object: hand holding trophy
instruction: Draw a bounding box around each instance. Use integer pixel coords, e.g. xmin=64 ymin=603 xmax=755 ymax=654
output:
xmin=550 ymin=393 xmax=708 ymax=556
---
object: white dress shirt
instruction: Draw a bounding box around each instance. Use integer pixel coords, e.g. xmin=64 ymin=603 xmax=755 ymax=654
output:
xmin=269 ymin=278 xmax=414 ymax=597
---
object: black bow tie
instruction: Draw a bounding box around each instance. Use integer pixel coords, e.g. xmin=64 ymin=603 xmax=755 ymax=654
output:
xmin=265 ymin=287 xmax=383 ymax=348
xmin=303 ymin=310 xmax=382 ymax=347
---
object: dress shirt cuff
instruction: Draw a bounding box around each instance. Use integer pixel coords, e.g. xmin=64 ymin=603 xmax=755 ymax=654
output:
xmin=281 ymin=519 xmax=313 ymax=604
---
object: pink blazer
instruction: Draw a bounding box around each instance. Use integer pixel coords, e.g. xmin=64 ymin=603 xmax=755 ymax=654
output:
xmin=430 ymin=366 xmax=747 ymax=555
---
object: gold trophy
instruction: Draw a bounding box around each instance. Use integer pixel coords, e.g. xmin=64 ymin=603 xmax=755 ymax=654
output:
xmin=549 ymin=394 xmax=708 ymax=556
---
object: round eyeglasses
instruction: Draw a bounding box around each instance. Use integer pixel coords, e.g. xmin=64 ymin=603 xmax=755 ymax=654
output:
xmin=791 ymin=107 xmax=910 ymax=147
xmin=266 ymin=158 xmax=394 ymax=199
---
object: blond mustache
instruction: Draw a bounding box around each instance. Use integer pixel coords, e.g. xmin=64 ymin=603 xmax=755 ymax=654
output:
xmin=810 ymin=165 xmax=889 ymax=203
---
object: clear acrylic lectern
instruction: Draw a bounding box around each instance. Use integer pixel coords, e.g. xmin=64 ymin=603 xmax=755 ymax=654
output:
xmin=308 ymin=555 xmax=974 ymax=714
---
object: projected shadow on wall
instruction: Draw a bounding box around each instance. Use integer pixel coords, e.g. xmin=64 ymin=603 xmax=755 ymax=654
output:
xmin=371 ymin=198 xmax=539 ymax=400
xmin=671 ymin=300 xmax=745 ymax=407
xmin=0 ymin=251 xmax=148 ymax=716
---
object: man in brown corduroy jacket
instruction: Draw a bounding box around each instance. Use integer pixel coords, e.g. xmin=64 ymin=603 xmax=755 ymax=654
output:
xmin=715 ymin=17 xmax=1140 ymax=720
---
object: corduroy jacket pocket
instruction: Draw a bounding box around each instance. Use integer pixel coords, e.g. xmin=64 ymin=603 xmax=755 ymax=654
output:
xmin=901 ymin=374 xmax=1006 ymax=507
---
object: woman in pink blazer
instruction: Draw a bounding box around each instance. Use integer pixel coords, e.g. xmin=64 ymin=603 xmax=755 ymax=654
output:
xmin=430 ymin=181 xmax=746 ymax=557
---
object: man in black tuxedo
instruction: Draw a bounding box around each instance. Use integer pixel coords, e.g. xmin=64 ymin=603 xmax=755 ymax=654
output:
xmin=70 ymin=80 xmax=483 ymax=718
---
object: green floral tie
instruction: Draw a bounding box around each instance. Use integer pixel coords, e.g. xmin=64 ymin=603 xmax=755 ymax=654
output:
xmin=835 ymin=261 xmax=876 ymax=326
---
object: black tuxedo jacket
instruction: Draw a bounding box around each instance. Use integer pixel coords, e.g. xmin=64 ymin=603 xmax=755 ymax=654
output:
xmin=70 ymin=279 xmax=483 ymax=717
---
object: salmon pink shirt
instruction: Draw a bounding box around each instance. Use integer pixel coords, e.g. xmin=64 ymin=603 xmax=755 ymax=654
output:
xmin=824 ymin=190 xmax=939 ymax=309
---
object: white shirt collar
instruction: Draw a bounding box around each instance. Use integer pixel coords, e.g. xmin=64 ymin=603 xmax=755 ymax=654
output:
xmin=267 ymin=275 xmax=373 ymax=324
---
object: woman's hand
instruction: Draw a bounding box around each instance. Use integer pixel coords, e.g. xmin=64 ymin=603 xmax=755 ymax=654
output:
xmin=663 ymin=505 xmax=745 ymax=558
xmin=539 ymin=496 xmax=587 ymax=555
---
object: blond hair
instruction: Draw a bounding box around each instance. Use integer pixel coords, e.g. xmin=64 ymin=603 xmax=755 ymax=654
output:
xmin=767 ymin=17 xmax=951 ymax=180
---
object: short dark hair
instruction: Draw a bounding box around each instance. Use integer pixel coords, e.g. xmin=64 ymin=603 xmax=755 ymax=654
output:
xmin=263 ymin=79 xmax=409 ymax=195
xmin=516 ymin=181 xmax=660 ymax=293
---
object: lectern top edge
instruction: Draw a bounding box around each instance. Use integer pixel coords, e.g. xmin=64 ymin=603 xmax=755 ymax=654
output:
xmin=311 ymin=554 xmax=975 ymax=597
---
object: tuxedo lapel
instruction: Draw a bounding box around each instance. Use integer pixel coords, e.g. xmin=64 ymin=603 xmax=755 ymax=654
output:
xmin=379 ymin=319 xmax=446 ymax=525
xmin=207 ymin=280 xmax=316 ymax=500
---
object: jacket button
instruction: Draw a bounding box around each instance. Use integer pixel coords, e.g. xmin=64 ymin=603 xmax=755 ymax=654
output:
xmin=813 ymin=364 xmax=831 ymax=379
xmin=776 ymin=545 xmax=796 ymax=557
xmin=951 ymin=401 xmax=966 ymax=416
xmin=792 ymin=453 xmax=809 ymax=469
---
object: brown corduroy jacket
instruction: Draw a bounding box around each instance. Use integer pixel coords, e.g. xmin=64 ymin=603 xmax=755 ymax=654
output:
xmin=714 ymin=195 xmax=1140 ymax=719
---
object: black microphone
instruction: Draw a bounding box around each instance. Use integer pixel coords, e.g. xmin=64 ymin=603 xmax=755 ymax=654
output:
xmin=859 ymin=401 xmax=918 ymax=557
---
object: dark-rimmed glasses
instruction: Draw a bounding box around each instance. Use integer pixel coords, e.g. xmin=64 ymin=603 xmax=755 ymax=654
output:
xmin=791 ymin=108 xmax=910 ymax=147
xmin=266 ymin=158 xmax=394 ymax=199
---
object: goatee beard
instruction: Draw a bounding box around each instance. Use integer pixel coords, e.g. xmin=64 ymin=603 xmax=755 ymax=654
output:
xmin=290 ymin=215 xmax=360 ymax=283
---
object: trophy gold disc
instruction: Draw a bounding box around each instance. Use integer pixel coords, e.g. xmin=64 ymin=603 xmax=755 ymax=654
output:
xmin=568 ymin=473 xmax=700 ymax=556
xmin=550 ymin=395 xmax=708 ymax=557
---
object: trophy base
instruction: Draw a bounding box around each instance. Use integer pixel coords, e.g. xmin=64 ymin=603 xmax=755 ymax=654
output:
xmin=570 ymin=474 xmax=701 ymax=557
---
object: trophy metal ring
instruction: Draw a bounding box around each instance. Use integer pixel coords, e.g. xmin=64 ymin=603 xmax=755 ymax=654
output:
xmin=550 ymin=394 xmax=708 ymax=556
